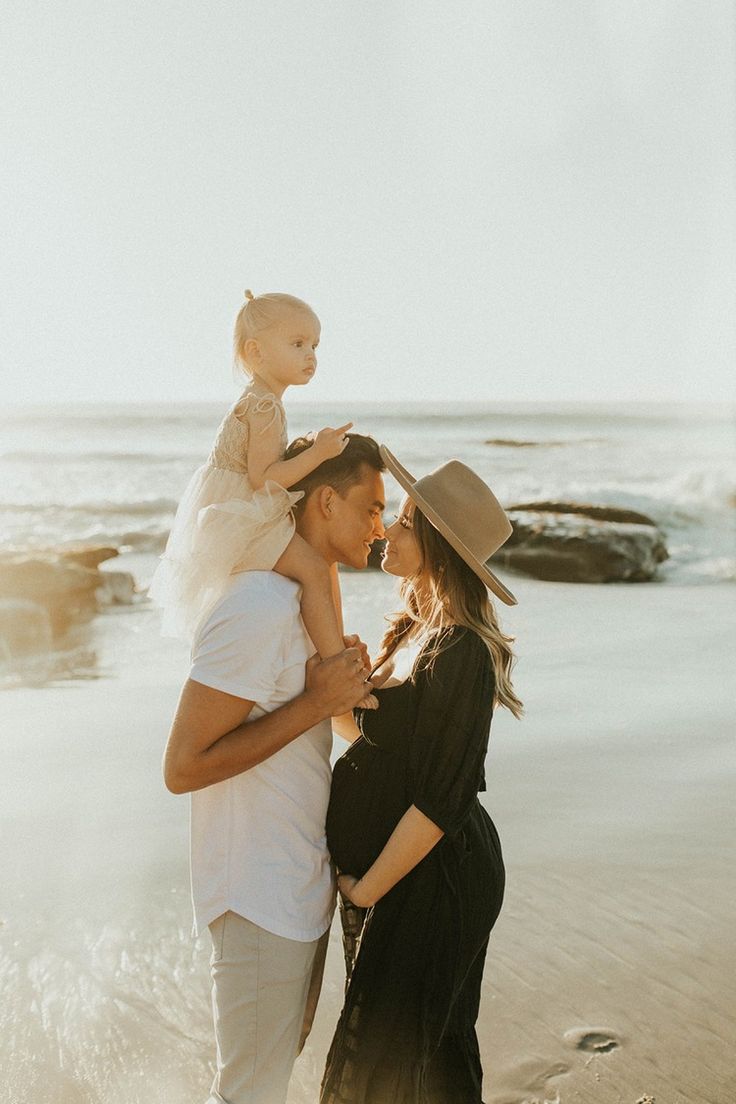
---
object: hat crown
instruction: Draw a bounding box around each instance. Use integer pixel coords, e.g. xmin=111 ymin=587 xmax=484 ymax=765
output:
xmin=412 ymin=460 xmax=512 ymax=562
xmin=379 ymin=445 xmax=517 ymax=604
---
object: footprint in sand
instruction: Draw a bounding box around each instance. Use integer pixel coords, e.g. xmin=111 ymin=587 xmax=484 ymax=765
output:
xmin=563 ymin=1026 xmax=622 ymax=1054
xmin=493 ymin=1055 xmax=571 ymax=1104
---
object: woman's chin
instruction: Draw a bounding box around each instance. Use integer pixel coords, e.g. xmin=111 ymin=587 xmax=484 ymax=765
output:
xmin=380 ymin=555 xmax=403 ymax=578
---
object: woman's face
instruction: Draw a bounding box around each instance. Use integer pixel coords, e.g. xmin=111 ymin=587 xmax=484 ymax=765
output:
xmin=382 ymin=497 xmax=422 ymax=578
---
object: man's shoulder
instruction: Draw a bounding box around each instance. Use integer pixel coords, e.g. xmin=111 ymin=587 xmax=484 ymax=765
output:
xmin=191 ymin=572 xmax=302 ymax=680
xmin=202 ymin=572 xmax=300 ymax=634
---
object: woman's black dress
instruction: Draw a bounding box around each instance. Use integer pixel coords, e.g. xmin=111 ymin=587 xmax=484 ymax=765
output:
xmin=321 ymin=627 xmax=506 ymax=1104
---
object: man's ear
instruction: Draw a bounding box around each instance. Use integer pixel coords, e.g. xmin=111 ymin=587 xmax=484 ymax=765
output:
xmin=316 ymin=485 xmax=335 ymax=517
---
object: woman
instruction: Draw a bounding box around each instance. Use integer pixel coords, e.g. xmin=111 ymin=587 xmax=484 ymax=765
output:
xmin=321 ymin=449 xmax=523 ymax=1104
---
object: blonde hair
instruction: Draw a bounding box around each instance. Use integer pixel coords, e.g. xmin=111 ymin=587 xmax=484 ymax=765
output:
xmin=375 ymin=508 xmax=523 ymax=719
xmin=233 ymin=290 xmax=318 ymax=375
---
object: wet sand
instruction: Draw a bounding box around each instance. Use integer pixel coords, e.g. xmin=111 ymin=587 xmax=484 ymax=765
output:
xmin=1 ymin=575 xmax=734 ymax=1103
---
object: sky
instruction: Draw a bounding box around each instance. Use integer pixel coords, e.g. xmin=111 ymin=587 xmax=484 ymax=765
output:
xmin=1 ymin=0 xmax=734 ymax=406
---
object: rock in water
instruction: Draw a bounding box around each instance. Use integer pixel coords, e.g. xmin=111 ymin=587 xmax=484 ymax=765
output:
xmin=0 ymin=554 xmax=101 ymax=635
xmin=96 ymin=570 xmax=137 ymax=605
xmin=493 ymin=508 xmax=669 ymax=583
xmin=0 ymin=599 xmax=53 ymax=661
xmin=56 ymin=543 xmax=120 ymax=570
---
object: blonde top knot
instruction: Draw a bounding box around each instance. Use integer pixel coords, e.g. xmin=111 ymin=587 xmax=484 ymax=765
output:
xmin=244 ymin=289 xmax=255 ymax=302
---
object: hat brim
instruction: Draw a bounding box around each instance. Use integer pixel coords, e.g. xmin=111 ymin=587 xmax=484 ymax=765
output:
xmin=379 ymin=445 xmax=518 ymax=606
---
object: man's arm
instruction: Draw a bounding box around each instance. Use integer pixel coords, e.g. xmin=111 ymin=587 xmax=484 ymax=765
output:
xmin=164 ymin=650 xmax=369 ymax=794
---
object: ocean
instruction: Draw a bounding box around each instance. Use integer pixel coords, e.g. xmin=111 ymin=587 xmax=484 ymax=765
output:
xmin=1 ymin=402 xmax=734 ymax=1104
xmin=1 ymin=400 xmax=734 ymax=586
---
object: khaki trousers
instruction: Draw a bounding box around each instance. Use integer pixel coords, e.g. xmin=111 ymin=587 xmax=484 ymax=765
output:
xmin=206 ymin=911 xmax=328 ymax=1104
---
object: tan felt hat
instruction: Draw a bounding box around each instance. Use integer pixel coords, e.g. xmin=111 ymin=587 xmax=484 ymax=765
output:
xmin=379 ymin=445 xmax=518 ymax=606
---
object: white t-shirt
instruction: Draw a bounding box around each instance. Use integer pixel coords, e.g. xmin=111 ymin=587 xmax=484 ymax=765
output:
xmin=187 ymin=571 xmax=335 ymax=941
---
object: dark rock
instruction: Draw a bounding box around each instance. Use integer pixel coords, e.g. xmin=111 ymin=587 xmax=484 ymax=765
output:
xmin=493 ymin=508 xmax=668 ymax=583
xmin=506 ymin=501 xmax=658 ymax=527
xmin=485 ymin=439 xmax=565 ymax=448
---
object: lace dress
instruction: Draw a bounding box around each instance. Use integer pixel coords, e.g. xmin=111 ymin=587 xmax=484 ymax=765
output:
xmin=321 ymin=627 xmax=506 ymax=1104
xmin=149 ymin=386 xmax=302 ymax=642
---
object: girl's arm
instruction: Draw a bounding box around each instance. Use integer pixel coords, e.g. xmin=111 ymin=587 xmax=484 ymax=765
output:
xmin=248 ymin=420 xmax=353 ymax=490
xmin=338 ymin=806 xmax=443 ymax=907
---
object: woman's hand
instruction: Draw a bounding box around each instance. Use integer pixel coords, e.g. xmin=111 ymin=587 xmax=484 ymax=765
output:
xmin=337 ymin=873 xmax=373 ymax=908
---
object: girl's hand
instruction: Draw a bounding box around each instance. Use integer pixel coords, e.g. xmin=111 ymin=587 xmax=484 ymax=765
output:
xmin=312 ymin=422 xmax=353 ymax=461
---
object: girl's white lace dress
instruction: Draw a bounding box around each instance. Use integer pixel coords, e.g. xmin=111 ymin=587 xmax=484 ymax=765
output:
xmin=149 ymin=386 xmax=302 ymax=642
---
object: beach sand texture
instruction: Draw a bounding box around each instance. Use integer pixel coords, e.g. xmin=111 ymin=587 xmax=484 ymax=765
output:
xmin=1 ymin=572 xmax=734 ymax=1103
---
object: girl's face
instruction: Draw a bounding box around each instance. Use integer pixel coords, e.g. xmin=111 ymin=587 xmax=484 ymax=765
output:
xmin=254 ymin=308 xmax=321 ymax=387
xmin=382 ymin=497 xmax=422 ymax=578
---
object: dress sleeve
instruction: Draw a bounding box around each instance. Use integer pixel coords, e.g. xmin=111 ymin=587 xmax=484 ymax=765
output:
xmin=233 ymin=391 xmax=283 ymax=435
xmin=408 ymin=628 xmax=495 ymax=837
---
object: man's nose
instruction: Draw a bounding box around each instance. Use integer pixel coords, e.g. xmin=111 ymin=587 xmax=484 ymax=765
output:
xmin=374 ymin=516 xmax=386 ymax=540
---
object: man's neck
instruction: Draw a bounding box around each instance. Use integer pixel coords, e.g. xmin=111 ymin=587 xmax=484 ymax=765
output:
xmin=295 ymin=515 xmax=336 ymax=567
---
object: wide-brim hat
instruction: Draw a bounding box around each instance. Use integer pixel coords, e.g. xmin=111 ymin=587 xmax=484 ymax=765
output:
xmin=379 ymin=445 xmax=518 ymax=606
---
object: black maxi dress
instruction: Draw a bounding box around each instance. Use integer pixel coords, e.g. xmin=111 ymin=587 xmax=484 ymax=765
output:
xmin=321 ymin=626 xmax=506 ymax=1104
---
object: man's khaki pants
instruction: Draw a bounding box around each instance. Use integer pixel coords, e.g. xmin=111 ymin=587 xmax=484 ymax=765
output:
xmin=206 ymin=911 xmax=329 ymax=1104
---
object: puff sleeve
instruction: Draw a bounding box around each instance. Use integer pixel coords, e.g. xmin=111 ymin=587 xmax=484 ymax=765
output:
xmin=408 ymin=627 xmax=495 ymax=837
xmin=232 ymin=390 xmax=283 ymax=433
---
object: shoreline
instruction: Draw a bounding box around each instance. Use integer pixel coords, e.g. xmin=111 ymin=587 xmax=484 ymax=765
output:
xmin=1 ymin=577 xmax=734 ymax=1102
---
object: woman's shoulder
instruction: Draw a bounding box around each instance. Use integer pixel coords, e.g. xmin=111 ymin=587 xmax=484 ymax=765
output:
xmin=422 ymin=625 xmax=492 ymax=676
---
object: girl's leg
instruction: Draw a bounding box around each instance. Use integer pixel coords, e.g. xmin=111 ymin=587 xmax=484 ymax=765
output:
xmin=329 ymin=562 xmax=344 ymax=638
xmin=274 ymin=533 xmax=344 ymax=658
xmin=275 ymin=535 xmax=377 ymax=708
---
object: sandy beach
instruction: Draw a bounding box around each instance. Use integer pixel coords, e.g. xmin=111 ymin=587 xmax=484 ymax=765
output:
xmin=1 ymin=571 xmax=735 ymax=1104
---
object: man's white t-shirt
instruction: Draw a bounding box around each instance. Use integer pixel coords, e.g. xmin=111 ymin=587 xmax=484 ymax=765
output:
xmin=188 ymin=571 xmax=335 ymax=941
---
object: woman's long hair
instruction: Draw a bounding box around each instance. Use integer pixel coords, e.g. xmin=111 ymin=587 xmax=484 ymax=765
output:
xmin=375 ymin=508 xmax=523 ymax=718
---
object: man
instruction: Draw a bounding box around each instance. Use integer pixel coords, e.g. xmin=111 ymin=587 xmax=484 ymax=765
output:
xmin=164 ymin=433 xmax=386 ymax=1104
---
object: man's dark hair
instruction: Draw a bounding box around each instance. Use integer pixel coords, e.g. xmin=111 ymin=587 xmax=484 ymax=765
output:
xmin=285 ymin=433 xmax=385 ymax=508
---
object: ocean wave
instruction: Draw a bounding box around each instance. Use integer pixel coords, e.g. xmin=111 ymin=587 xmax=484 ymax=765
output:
xmin=0 ymin=528 xmax=169 ymax=556
xmin=658 ymin=468 xmax=736 ymax=511
xmin=507 ymin=470 xmax=736 ymax=523
xmin=1 ymin=497 xmax=179 ymax=518
xmin=1 ymin=450 xmax=197 ymax=464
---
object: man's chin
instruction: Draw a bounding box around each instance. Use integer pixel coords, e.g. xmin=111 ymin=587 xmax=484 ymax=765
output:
xmin=345 ymin=548 xmax=370 ymax=570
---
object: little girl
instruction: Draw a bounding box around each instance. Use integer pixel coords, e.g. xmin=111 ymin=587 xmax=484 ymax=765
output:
xmin=150 ymin=290 xmax=354 ymax=665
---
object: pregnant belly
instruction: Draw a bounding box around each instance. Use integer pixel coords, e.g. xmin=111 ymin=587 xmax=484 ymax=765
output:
xmin=326 ymin=752 xmax=408 ymax=877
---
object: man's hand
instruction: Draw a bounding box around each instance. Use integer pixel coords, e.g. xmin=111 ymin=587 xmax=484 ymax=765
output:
xmin=304 ymin=647 xmax=372 ymax=717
